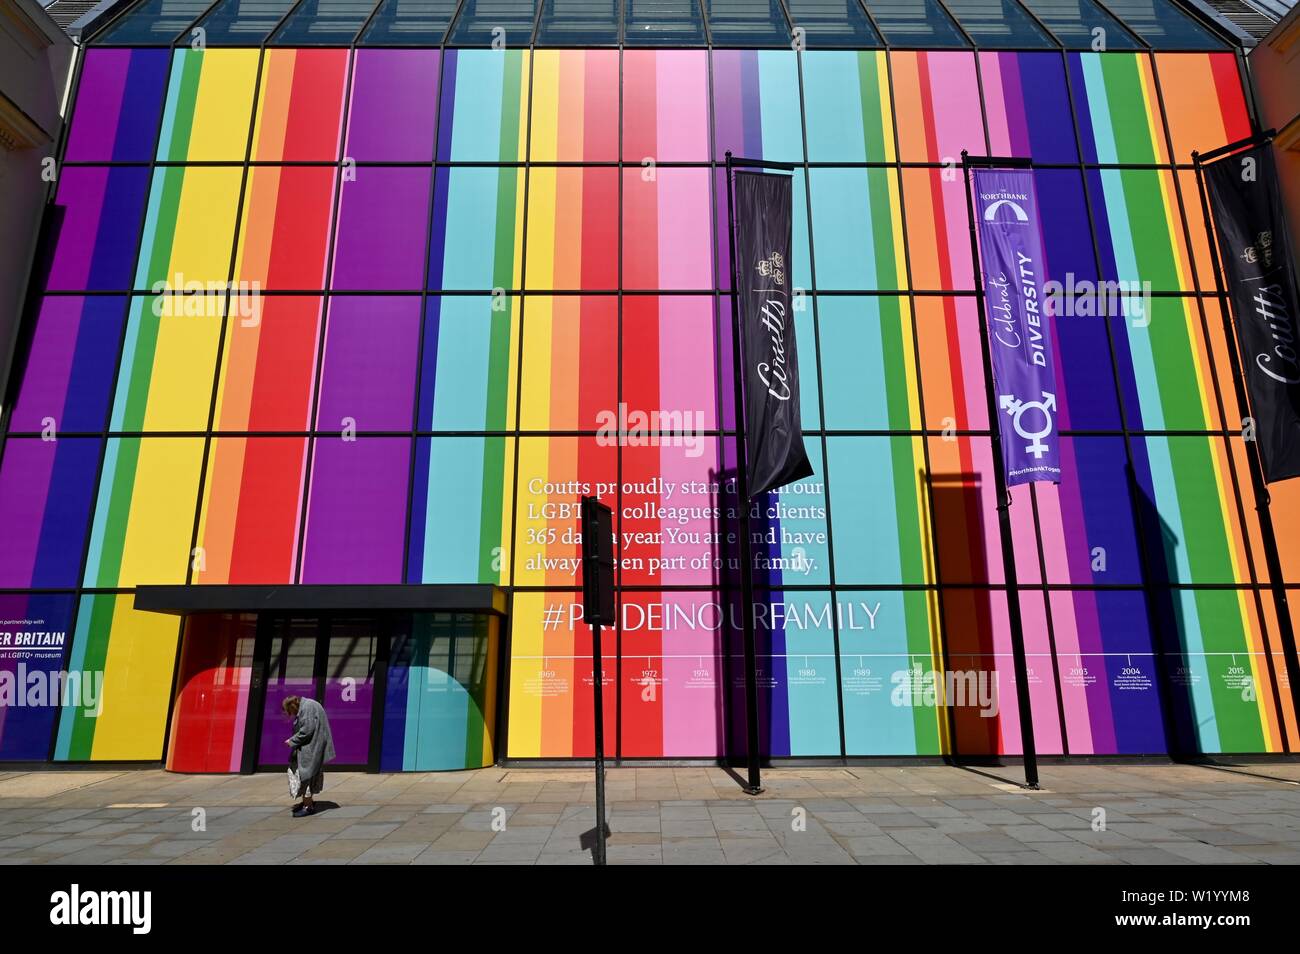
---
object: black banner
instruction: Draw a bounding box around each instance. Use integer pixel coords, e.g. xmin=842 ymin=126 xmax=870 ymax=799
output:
xmin=734 ymin=170 xmax=813 ymax=498
xmin=1204 ymin=144 xmax=1300 ymax=483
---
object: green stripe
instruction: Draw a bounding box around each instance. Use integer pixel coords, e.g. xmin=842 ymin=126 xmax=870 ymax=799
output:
xmin=144 ymin=166 xmax=185 ymax=291
xmin=66 ymin=595 xmax=117 ymax=759
xmin=165 ymin=50 xmax=203 ymax=163
xmin=904 ymin=591 xmax=942 ymax=753
xmin=891 ymin=438 xmax=925 ymax=583
xmin=857 ymin=52 xmax=886 ymax=163
xmin=93 ymin=439 xmax=140 ymax=588
xmin=1101 ymin=54 xmax=1156 ymax=165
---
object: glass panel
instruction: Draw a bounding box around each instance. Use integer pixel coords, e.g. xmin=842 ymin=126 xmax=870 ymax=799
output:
xmin=1102 ymin=0 xmax=1226 ymax=49
xmin=270 ymin=0 xmax=381 ymax=44
xmin=624 ymin=0 xmax=707 ymax=45
xmin=359 ymin=0 xmax=458 ymax=43
xmin=702 ymin=0 xmax=791 ymax=47
xmin=1018 ymin=0 xmax=1142 ymax=49
xmin=448 ymin=0 xmax=538 ymax=45
xmin=166 ymin=614 xmax=258 ymax=771
xmin=862 ymin=0 xmax=969 ymax=46
xmin=381 ymin=614 xmax=497 ymax=770
xmin=93 ymin=0 xmax=215 ymax=45
xmin=259 ymin=620 xmax=319 ymax=767
xmin=536 ymin=0 xmax=619 ymax=43
xmin=785 ymin=0 xmax=882 ymax=48
xmin=943 ymin=0 xmax=1055 ymax=47
xmin=190 ymin=0 xmax=300 ymax=45
xmin=323 ymin=620 xmax=377 ymax=764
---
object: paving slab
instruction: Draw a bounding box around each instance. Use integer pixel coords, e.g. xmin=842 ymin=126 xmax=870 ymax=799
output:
xmin=0 ymin=763 xmax=1296 ymax=865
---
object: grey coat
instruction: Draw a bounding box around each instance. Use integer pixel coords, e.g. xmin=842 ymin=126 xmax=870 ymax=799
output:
xmin=288 ymin=697 xmax=336 ymax=782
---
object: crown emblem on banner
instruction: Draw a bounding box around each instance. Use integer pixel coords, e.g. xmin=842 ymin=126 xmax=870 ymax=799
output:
xmin=756 ymin=252 xmax=785 ymax=285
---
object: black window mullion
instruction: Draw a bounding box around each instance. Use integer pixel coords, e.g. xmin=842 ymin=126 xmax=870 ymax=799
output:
xmin=930 ymin=0 xmax=979 ymax=48
xmin=171 ymin=0 xmax=227 ymax=46
xmin=1008 ymin=0 xmax=1064 ymax=49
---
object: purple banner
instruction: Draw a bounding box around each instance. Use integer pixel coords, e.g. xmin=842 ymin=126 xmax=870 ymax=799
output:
xmin=973 ymin=168 xmax=1061 ymax=486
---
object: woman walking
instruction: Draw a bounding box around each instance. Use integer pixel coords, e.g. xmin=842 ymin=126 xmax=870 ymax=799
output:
xmin=283 ymin=695 xmax=336 ymax=818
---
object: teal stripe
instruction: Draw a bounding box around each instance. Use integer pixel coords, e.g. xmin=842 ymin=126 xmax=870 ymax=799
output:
xmin=109 ymin=296 xmax=149 ymax=430
xmin=430 ymin=298 xmax=493 ymax=429
xmin=154 ymin=49 xmax=185 ymax=162
xmin=821 ymin=298 xmax=888 ymax=429
xmin=839 ymin=592 xmax=922 ymax=754
xmin=1081 ymin=54 xmax=1119 ymax=164
xmin=422 ymin=437 xmax=485 ymax=583
xmin=450 ymin=50 xmax=505 ymax=162
xmin=53 ymin=595 xmax=95 ymax=759
xmin=756 ymin=51 xmax=803 ymax=163
xmin=782 ymin=593 xmax=840 ymax=754
xmin=442 ymin=168 xmax=503 ymax=290
xmin=802 ymin=52 xmax=865 ymax=161
xmin=809 ymin=168 xmax=875 ymax=289
xmin=131 ymin=172 xmax=166 ymax=291
xmin=81 ymin=439 xmax=120 ymax=585
xmin=828 ymin=438 xmax=903 ymax=583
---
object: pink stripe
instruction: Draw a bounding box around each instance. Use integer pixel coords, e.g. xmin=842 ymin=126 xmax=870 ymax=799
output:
xmin=660 ymin=591 xmax=721 ymax=756
xmin=1046 ymin=592 xmax=1095 ymax=753
xmin=979 ymin=53 xmax=1011 ymax=156
xmin=656 ymin=51 xmax=708 ymax=160
xmin=927 ymin=52 xmax=985 ymax=161
xmin=657 ymin=297 xmax=716 ymax=431
xmin=1034 ymin=482 xmax=1070 ymax=579
xmin=1019 ymin=592 xmax=1064 ymax=754
xmin=656 ymin=168 xmax=711 ymax=290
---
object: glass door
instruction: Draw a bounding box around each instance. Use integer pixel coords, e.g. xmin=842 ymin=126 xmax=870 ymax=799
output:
xmin=251 ymin=615 xmax=378 ymax=771
xmin=256 ymin=617 xmax=320 ymax=768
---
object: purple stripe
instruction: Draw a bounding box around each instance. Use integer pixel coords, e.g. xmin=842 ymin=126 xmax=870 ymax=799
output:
xmin=302 ymin=437 xmax=410 ymax=583
xmin=346 ymin=49 xmax=440 ymax=162
xmin=64 ymin=50 xmax=128 ymax=162
xmin=1001 ymin=54 xmax=1031 ymax=158
xmin=10 ymin=298 xmax=81 ymax=430
xmin=315 ymin=296 xmax=420 ymax=431
xmin=0 ymin=441 xmax=57 ymax=587
xmin=46 ymin=168 xmax=107 ymax=291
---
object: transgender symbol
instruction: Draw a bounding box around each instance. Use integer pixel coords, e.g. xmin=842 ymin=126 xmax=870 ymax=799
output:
xmin=999 ymin=391 xmax=1057 ymax=459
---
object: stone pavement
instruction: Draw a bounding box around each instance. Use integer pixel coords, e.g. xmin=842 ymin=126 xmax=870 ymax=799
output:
xmin=1 ymin=762 xmax=1299 ymax=865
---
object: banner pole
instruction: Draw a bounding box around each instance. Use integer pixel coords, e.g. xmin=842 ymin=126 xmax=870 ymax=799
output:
xmin=961 ymin=151 xmax=1040 ymax=789
xmin=1192 ymin=149 xmax=1300 ymax=748
xmin=592 ymin=619 xmax=607 ymax=865
xmin=724 ymin=150 xmax=764 ymax=796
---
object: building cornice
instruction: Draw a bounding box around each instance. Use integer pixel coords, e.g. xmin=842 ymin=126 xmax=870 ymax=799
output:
xmin=0 ymin=92 xmax=52 ymax=152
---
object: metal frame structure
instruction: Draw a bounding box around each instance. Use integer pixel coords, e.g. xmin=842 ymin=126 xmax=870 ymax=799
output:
xmin=2 ymin=0 xmax=1296 ymax=770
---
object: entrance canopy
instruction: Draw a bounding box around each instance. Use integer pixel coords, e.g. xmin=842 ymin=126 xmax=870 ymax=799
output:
xmin=134 ymin=584 xmax=508 ymax=617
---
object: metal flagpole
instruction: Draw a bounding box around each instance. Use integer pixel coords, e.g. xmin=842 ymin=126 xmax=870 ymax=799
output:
xmin=1192 ymin=134 xmax=1300 ymax=748
xmin=961 ymin=151 xmax=1040 ymax=789
xmin=591 ymin=617 xmax=607 ymax=864
xmin=725 ymin=150 xmax=764 ymax=796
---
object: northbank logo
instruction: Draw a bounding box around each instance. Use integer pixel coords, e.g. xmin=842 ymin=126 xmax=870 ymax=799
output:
xmin=50 ymin=884 xmax=151 ymax=934
xmin=981 ymin=194 xmax=1030 ymax=222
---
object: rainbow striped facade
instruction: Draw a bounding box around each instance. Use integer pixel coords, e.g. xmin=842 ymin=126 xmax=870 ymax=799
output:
xmin=3 ymin=31 xmax=1298 ymax=770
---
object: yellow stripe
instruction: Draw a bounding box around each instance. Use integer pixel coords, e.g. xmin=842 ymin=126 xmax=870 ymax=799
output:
xmin=506 ymin=594 xmax=545 ymax=756
xmin=876 ymin=53 xmax=896 ymax=162
xmin=187 ymin=49 xmax=259 ymax=161
xmin=530 ymin=50 xmax=560 ymax=161
xmin=142 ymin=305 xmax=223 ymax=431
xmin=526 ymin=167 xmax=557 ymax=290
xmin=90 ymin=597 xmax=182 ymax=760
xmin=167 ymin=166 xmax=243 ymax=285
xmin=118 ymin=438 xmax=205 ymax=586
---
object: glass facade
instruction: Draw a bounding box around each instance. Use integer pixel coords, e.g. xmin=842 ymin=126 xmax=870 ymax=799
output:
xmin=3 ymin=0 xmax=1298 ymax=769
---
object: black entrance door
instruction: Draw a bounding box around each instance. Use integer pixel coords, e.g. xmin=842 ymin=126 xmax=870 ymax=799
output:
xmin=246 ymin=615 xmax=380 ymax=772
